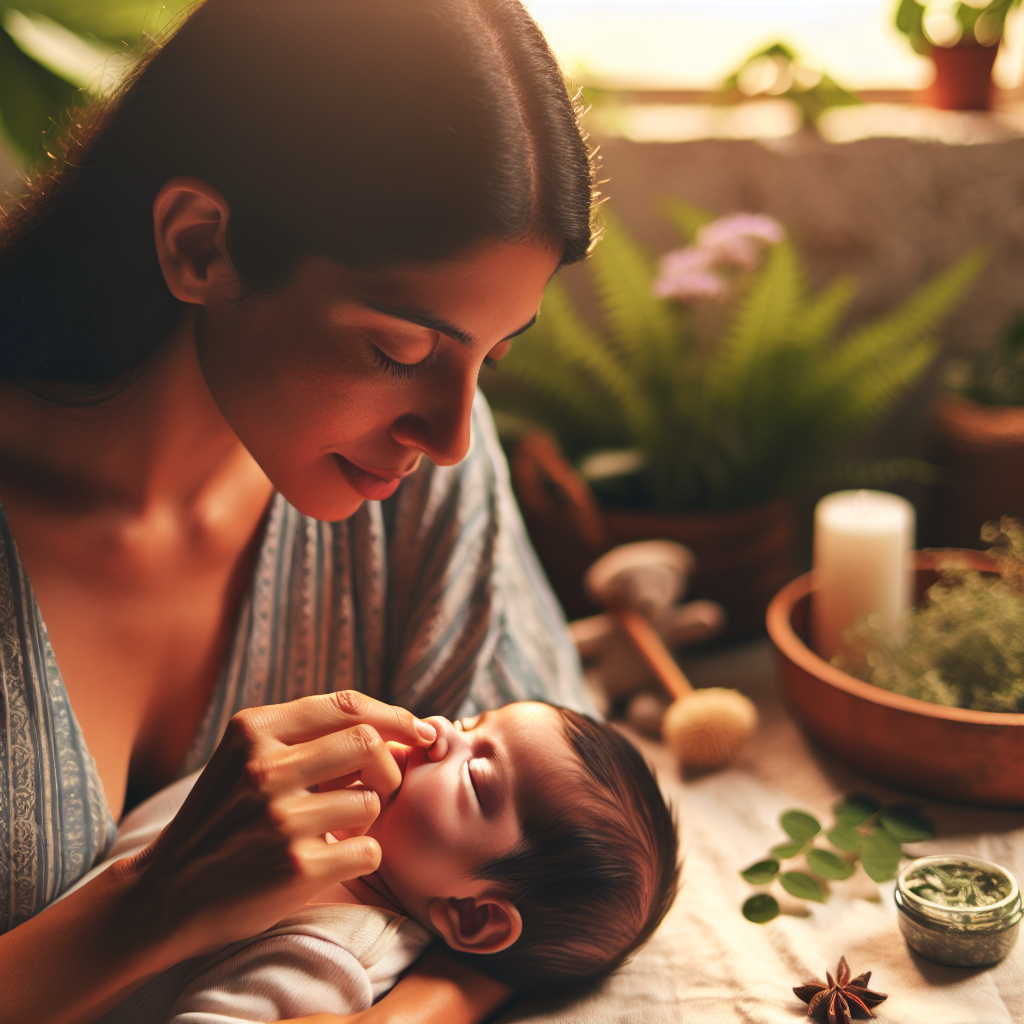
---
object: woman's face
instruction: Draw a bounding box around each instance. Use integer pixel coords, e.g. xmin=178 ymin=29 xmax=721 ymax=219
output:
xmin=195 ymin=238 xmax=560 ymax=520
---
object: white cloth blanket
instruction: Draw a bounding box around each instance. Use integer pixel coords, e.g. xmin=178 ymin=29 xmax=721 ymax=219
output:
xmin=502 ymin=641 xmax=1023 ymax=1024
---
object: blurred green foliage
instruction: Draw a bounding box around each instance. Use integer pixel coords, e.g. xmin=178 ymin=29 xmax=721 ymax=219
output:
xmin=895 ymin=0 xmax=1020 ymax=54
xmin=945 ymin=311 xmax=1024 ymax=407
xmin=844 ymin=517 xmax=1024 ymax=713
xmin=719 ymin=41 xmax=860 ymax=131
xmin=488 ymin=202 xmax=982 ymax=512
xmin=0 ymin=1 xmax=190 ymax=166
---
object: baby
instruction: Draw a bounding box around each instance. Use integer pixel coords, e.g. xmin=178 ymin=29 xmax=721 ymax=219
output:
xmin=85 ymin=701 xmax=678 ymax=1021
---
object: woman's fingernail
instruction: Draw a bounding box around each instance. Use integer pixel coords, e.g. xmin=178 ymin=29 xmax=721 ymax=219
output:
xmin=415 ymin=720 xmax=437 ymax=742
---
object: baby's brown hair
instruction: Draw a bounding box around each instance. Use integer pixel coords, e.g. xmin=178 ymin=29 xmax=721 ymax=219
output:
xmin=465 ymin=708 xmax=679 ymax=993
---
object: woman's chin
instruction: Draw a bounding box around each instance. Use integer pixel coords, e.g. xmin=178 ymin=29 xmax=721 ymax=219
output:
xmin=273 ymin=479 xmax=367 ymax=522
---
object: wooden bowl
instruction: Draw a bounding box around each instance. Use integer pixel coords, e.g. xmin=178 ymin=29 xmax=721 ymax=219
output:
xmin=766 ymin=551 xmax=1024 ymax=808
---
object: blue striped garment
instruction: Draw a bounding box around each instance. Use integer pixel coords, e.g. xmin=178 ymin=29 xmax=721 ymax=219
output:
xmin=0 ymin=393 xmax=588 ymax=933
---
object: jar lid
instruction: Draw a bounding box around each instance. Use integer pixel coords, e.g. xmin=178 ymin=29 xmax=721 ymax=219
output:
xmin=897 ymin=855 xmax=1021 ymax=929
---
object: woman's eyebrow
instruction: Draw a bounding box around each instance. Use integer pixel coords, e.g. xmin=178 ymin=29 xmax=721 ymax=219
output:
xmin=365 ymin=301 xmax=473 ymax=346
xmin=364 ymin=303 xmax=538 ymax=346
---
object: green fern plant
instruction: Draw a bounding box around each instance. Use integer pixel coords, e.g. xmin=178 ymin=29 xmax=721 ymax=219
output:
xmin=490 ymin=204 xmax=982 ymax=511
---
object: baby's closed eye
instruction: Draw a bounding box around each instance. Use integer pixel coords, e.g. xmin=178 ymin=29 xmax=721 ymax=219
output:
xmin=468 ymin=758 xmax=488 ymax=804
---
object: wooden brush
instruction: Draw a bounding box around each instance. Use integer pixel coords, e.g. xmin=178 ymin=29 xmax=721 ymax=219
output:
xmin=584 ymin=542 xmax=758 ymax=771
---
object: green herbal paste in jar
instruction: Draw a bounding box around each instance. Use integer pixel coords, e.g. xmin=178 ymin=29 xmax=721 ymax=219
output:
xmin=895 ymin=856 xmax=1022 ymax=967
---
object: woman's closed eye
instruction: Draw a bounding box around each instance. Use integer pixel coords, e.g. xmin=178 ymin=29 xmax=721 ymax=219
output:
xmin=371 ymin=345 xmax=433 ymax=380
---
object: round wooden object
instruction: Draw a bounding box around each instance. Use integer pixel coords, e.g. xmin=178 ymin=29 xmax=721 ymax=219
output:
xmin=767 ymin=550 xmax=1024 ymax=808
xmin=662 ymin=688 xmax=759 ymax=772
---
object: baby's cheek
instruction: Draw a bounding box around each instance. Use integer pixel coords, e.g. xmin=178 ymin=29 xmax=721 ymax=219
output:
xmin=403 ymin=802 xmax=454 ymax=848
xmin=384 ymin=798 xmax=462 ymax=875
xmin=383 ymin=779 xmax=449 ymax=845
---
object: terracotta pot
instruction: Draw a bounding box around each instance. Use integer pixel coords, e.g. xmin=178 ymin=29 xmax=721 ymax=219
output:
xmin=932 ymin=395 xmax=1024 ymax=549
xmin=926 ymin=42 xmax=999 ymax=111
xmin=605 ymin=498 xmax=796 ymax=639
xmin=511 ymin=433 xmax=610 ymax=620
xmin=510 ymin=432 xmax=797 ymax=634
xmin=767 ymin=550 xmax=1024 ymax=807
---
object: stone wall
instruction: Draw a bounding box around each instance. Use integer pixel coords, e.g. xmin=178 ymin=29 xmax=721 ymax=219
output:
xmin=550 ymin=129 xmax=1024 ymax=547
xmin=580 ymin=131 xmax=1024 ymax=360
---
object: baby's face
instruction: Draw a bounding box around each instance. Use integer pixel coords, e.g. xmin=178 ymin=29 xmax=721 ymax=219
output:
xmin=366 ymin=701 xmax=571 ymax=921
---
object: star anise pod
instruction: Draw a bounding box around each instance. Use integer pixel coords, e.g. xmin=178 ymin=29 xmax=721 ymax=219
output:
xmin=793 ymin=956 xmax=888 ymax=1024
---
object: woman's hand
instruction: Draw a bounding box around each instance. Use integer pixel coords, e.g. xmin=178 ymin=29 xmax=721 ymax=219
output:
xmin=117 ymin=690 xmax=437 ymax=961
xmin=0 ymin=691 xmax=437 ymax=1024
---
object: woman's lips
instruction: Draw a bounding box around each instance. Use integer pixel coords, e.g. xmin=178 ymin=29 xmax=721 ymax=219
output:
xmin=334 ymin=454 xmax=403 ymax=501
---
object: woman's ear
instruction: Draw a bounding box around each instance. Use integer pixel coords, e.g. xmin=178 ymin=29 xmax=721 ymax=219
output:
xmin=428 ymin=894 xmax=523 ymax=955
xmin=152 ymin=176 xmax=238 ymax=305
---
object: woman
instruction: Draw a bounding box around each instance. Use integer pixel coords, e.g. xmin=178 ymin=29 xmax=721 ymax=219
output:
xmin=0 ymin=0 xmax=595 ymax=1020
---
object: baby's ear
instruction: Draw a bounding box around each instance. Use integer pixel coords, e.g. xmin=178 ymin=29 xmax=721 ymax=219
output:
xmin=428 ymin=894 xmax=522 ymax=954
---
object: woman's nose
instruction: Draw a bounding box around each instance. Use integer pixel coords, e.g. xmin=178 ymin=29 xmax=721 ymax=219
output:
xmin=389 ymin=372 xmax=476 ymax=467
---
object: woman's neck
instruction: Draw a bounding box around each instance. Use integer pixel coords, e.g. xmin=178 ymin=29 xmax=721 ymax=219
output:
xmin=0 ymin=313 xmax=270 ymax=518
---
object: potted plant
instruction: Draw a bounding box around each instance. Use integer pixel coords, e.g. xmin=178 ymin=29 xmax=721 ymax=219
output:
xmin=718 ymin=41 xmax=861 ymax=132
xmin=484 ymin=204 xmax=980 ymax=635
xmin=932 ymin=312 xmax=1024 ymax=548
xmin=894 ymin=0 xmax=1019 ymax=110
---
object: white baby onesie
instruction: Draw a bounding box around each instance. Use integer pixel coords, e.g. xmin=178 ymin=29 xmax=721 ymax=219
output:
xmin=100 ymin=901 xmax=430 ymax=1023
xmin=64 ymin=772 xmax=431 ymax=1024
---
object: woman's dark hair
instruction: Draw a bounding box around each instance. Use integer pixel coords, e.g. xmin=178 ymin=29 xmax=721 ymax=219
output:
xmin=0 ymin=0 xmax=594 ymax=389
xmin=467 ymin=708 xmax=680 ymax=993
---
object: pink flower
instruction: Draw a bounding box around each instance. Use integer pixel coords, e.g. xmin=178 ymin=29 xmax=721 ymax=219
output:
xmin=697 ymin=213 xmax=785 ymax=270
xmin=653 ymin=212 xmax=785 ymax=302
xmin=652 ymin=271 xmax=726 ymax=300
xmin=653 ymin=247 xmax=727 ymax=300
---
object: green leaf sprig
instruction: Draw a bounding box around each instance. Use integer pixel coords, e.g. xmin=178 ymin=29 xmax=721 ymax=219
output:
xmin=740 ymin=793 xmax=936 ymax=924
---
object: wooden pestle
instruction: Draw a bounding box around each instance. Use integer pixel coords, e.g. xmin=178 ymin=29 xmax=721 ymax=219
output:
xmin=612 ymin=606 xmax=695 ymax=700
xmin=584 ymin=541 xmax=758 ymax=771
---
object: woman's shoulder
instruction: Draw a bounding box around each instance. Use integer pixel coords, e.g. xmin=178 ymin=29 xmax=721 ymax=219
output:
xmin=0 ymin=502 xmax=117 ymax=930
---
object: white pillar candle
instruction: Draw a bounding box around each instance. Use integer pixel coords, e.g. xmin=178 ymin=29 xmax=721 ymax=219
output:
xmin=812 ymin=489 xmax=915 ymax=662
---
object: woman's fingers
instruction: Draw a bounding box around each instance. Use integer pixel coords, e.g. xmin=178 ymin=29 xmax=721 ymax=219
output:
xmin=291 ymin=834 xmax=382 ymax=883
xmin=269 ymin=724 xmax=404 ymax=802
xmin=273 ymin=787 xmax=381 ymax=840
xmin=238 ymin=690 xmax=436 ymax=748
xmin=129 ymin=693 xmax=439 ymax=959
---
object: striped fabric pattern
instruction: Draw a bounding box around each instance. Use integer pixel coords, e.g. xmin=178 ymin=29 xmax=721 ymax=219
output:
xmin=0 ymin=513 xmax=116 ymax=932
xmin=0 ymin=393 xmax=588 ymax=932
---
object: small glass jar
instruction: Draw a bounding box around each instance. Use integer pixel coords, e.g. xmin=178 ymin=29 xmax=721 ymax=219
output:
xmin=895 ymin=855 xmax=1022 ymax=968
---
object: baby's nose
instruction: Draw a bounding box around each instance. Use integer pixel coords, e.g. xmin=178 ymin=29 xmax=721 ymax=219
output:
xmin=424 ymin=716 xmax=461 ymax=763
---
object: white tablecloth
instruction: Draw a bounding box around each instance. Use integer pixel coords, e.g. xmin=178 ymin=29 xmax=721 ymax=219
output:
xmin=501 ymin=641 xmax=1024 ymax=1024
